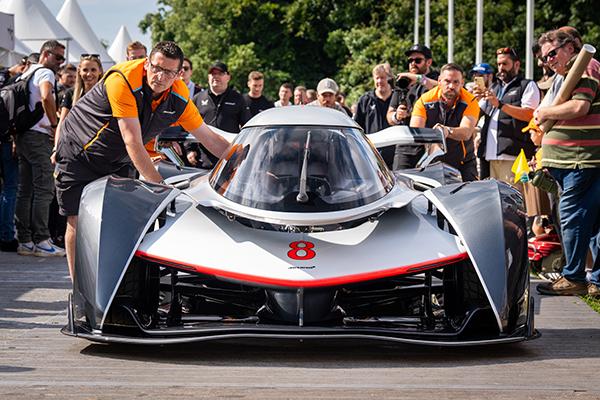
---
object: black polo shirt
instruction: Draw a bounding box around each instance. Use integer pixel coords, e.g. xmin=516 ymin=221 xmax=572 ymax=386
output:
xmin=192 ymin=86 xmax=251 ymax=133
xmin=243 ymin=93 xmax=274 ymax=117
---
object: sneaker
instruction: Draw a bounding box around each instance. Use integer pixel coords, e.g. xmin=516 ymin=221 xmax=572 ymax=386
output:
xmin=51 ymin=236 xmax=65 ymax=250
xmin=0 ymin=239 xmax=19 ymax=252
xmin=588 ymin=283 xmax=600 ymax=298
xmin=17 ymin=241 xmax=36 ymax=256
xmin=33 ymin=239 xmax=66 ymax=257
xmin=536 ymin=276 xmax=588 ymax=296
xmin=49 ymin=237 xmax=65 ymax=250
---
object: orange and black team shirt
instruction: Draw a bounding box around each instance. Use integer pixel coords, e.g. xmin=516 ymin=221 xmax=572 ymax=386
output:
xmin=58 ymin=58 xmax=203 ymax=177
xmin=105 ymin=58 xmax=202 ymax=127
xmin=412 ymin=86 xmax=480 ymax=168
xmin=105 ymin=60 xmax=202 ymax=158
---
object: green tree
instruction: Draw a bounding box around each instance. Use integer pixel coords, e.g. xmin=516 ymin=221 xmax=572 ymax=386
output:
xmin=140 ymin=0 xmax=600 ymax=103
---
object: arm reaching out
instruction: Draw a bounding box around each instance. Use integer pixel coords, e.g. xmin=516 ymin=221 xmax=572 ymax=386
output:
xmin=188 ymin=122 xmax=232 ymax=160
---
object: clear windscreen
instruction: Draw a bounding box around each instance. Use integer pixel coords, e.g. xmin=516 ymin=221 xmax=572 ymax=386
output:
xmin=209 ymin=126 xmax=394 ymax=212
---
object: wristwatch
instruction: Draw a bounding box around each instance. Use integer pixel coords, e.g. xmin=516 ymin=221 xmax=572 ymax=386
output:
xmin=497 ymin=100 xmax=504 ymax=110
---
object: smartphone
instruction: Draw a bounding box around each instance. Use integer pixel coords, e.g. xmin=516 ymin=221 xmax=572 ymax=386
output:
xmin=474 ymin=76 xmax=486 ymax=90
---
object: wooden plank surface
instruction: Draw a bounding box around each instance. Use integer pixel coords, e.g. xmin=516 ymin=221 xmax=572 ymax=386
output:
xmin=1 ymin=251 xmax=599 ymax=399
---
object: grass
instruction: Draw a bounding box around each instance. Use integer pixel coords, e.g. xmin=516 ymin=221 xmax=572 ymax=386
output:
xmin=581 ymin=295 xmax=600 ymax=314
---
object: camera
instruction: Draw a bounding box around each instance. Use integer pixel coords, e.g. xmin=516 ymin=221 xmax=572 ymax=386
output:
xmin=395 ymin=76 xmax=411 ymax=90
xmin=387 ymin=76 xmax=411 ymax=107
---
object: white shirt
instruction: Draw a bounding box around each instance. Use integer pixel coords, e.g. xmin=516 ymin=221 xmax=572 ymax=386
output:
xmin=274 ymin=100 xmax=290 ymax=107
xmin=186 ymin=80 xmax=197 ymax=98
xmin=484 ymin=79 xmax=540 ymax=161
xmin=540 ymin=75 xmax=563 ymax=107
xmin=23 ymin=64 xmax=56 ymax=135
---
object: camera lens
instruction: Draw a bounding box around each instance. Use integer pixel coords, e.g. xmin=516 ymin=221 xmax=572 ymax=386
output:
xmin=396 ymin=76 xmax=411 ymax=89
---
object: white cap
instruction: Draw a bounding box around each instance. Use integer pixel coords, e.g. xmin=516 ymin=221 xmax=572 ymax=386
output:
xmin=316 ymin=78 xmax=339 ymax=95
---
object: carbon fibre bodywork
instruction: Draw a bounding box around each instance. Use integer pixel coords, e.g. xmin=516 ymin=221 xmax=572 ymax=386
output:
xmin=63 ymin=107 xmax=537 ymax=346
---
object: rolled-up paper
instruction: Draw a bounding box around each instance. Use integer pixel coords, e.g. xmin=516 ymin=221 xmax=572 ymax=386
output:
xmin=540 ymin=43 xmax=596 ymax=132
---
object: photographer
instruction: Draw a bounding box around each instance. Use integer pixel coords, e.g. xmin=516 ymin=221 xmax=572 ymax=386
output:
xmin=386 ymin=44 xmax=439 ymax=169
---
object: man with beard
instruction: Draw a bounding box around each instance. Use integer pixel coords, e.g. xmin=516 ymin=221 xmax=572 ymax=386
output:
xmin=354 ymin=63 xmax=394 ymax=167
xmin=307 ymin=78 xmax=347 ymax=114
xmin=476 ymin=47 xmax=540 ymax=185
xmin=387 ymin=44 xmax=439 ymax=169
xmin=410 ymin=63 xmax=480 ymax=181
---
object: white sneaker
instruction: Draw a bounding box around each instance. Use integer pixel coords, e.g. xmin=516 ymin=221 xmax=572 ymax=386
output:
xmin=33 ymin=239 xmax=66 ymax=257
xmin=17 ymin=241 xmax=36 ymax=256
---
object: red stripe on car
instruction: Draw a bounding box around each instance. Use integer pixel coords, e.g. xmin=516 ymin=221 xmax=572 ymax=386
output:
xmin=134 ymin=250 xmax=469 ymax=288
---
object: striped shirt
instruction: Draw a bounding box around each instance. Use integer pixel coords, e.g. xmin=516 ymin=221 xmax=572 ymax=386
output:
xmin=541 ymin=58 xmax=600 ymax=169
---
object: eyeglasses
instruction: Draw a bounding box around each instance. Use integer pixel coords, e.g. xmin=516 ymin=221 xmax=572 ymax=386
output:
xmin=49 ymin=51 xmax=65 ymax=62
xmin=182 ymin=66 xmax=191 ymax=71
xmin=541 ymin=43 xmax=567 ymax=63
xmin=147 ymin=62 xmax=180 ymax=79
xmin=496 ymin=47 xmax=519 ymax=60
xmin=408 ymin=57 xmax=425 ymax=65
xmin=81 ymin=53 xmax=100 ymax=60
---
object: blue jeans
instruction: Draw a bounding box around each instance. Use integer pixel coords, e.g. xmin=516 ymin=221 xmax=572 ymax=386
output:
xmin=548 ymin=167 xmax=600 ymax=285
xmin=0 ymin=142 xmax=18 ymax=241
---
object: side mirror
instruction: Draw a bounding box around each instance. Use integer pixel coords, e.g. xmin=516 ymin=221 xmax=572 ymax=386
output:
xmin=155 ymin=141 xmax=185 ymax=167
xmin=416 ymin=146 xmax=445 ymax=169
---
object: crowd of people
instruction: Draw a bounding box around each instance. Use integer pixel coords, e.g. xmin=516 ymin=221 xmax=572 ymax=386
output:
xmin=0 ymin=27 xmax=598 ymax=297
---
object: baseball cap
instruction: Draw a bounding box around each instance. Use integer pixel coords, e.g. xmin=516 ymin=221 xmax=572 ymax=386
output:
xmin=208 ymin=61 xmax=228 ymax=74
xmin=316 ymin=78 xmax=339 ymax=95
xmin=470 ymin=63 xmax=494 ymax=75
xmin=405 ymin=44 xmax=433 ymax=59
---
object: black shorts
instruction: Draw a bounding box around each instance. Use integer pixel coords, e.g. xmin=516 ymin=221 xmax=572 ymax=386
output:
xmin=54 ymin=160 xmax=133 ymax=216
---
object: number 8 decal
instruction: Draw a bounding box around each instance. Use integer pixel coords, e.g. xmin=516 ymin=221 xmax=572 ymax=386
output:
xmin=287 ymin=241 xmax=316 ymax=260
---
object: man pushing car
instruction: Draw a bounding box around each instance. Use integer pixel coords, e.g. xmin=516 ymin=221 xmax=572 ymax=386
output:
xmin=54 ymin=41 xmax=231 ymax=281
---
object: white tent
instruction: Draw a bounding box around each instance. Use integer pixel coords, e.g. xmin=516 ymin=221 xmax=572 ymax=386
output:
xmin=107 ymin=25 xmax=132 ymax=64
xmin=14 ymin=38 xmax=33 ymax=56
xmin=56 ymin=0 xmax=114 ymax=69
xmin=0 ymin=38 xmax=32 ymax=67
xmin=0 ymin=11 xmax=14 ymax=50
xmin=0 ymin=11 xmax=20 ymax=67
xmin=0 ymin=0 xmax=87 ymax=64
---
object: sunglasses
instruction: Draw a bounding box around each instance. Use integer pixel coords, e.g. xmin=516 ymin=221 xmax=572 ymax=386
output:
xmin=81 ymin=53 xmax=100 ymax=59
xmin=182 ymin=66 xmax=191 ymax=71
xmin=49 ymin=51 xmax=65 ymax=62
xmin=408 ymin=57 xmax=425 ymax=65
xmin=541 ymin=43 xmax=567 ymax=63
xmin=496 ymin=47 xmax=519 ymax=59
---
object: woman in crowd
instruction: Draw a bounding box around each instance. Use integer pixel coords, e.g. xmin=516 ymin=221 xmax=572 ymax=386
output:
xmin=52 ymin=54 xmax=103 ymax=162
xmin=57 ymin=54 xmax=103 ymax=124
xmin=49 ymin=54 xmax=103 ymax=254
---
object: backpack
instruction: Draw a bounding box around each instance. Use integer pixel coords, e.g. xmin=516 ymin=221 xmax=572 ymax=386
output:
xmin=0 ymin=67 xmax=46 ymax=140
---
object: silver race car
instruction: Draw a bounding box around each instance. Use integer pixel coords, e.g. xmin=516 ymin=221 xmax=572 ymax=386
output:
xmin=62 ymin=106 xmax=538 ymax=345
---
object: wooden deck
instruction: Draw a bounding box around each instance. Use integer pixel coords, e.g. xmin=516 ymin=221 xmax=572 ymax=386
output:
xmin=1 ymin=252 xmax=599 ymax=399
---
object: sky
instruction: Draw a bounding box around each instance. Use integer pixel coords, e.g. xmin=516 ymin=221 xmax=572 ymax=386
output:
xmin=44 ymin=0 xmax=159 ymax=49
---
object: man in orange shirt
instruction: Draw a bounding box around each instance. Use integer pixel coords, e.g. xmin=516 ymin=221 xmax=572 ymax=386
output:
xmin=54 ymin=41 xmax=230 ymax=280
xmin=410 ymin=63 xmax=480 ymax=181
